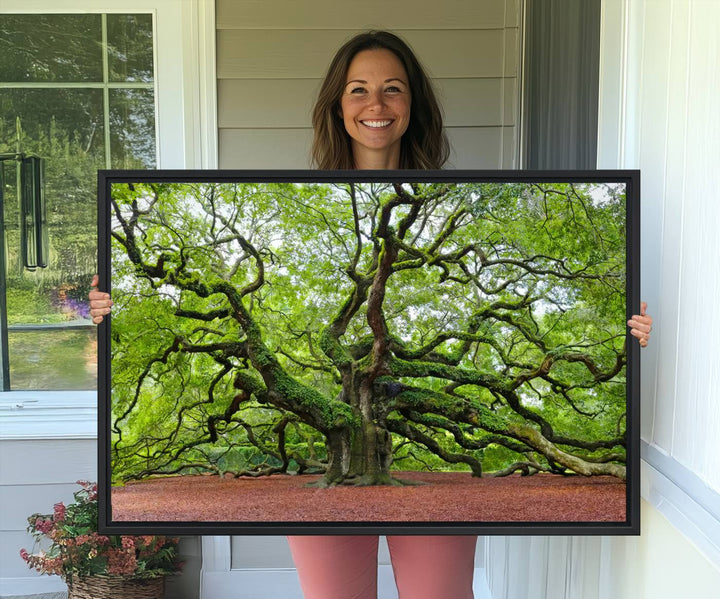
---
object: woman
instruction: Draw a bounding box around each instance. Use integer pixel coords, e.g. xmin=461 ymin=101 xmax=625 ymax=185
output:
xmin=90 ymin=31 xmax=653 ymax=599
xmin=293 ymin=31 xmax=477 ymax=599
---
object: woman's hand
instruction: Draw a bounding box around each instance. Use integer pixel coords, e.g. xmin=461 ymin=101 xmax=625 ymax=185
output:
xmin=627 ymin=301 xmax=652 ymax=348
xmin=88 ymin=274 xmax=112 ymax=324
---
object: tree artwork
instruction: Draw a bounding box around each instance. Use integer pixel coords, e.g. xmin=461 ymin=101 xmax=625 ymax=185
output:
xmin=109 ymin=179 xmax=628 ymax=489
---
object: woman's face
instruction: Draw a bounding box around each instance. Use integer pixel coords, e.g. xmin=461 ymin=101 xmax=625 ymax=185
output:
xmin=340 ymin=48 xmax=411 ymax=169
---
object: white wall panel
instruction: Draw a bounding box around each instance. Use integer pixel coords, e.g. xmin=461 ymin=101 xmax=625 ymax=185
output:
xmin=671 ymin=1 xmax=720 ymax=482
xmin=635 ymin=0 xmax=674 ymax=451
xmin=0 ymin=483 xmax=83 ymax=529
xmin=219 ymin=126 xmax=512 ymax=171
xmin=651 ymin=0 xmax=690 ymax=454
xmin=599 ymin=0 xmax=720 ymax=490
xmin=440 ymin=79 xmax=514 ymax=126
xmin=0 ymin=531 xmax=63 ymax=582
xmin=230 ymin=536 xmax=296 ymax=569
xmin=502 ymin=126 xmax=519 ymax=168
xmin=503 ymin=77 xmax=518 ymax=126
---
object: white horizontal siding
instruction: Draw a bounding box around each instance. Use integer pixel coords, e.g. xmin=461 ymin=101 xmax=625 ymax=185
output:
xmin=446 ymin=126 xmax=513 ymax=169
xmin=0 ymin=438 xmax=96 ymax=584
xmin=216 ymin=0 xmax=521 ymax=171
xmin=216 ymin=0 xmax=516 ymax=30
xmin=218 ymin=78 xmax=517 ymax=128
xmin=218 ymin=126 xmax=513 ymax=170
xmin=0 ymin=441 xmax=96 ymax=485
xmin=217 ymin=29 xmax=514 ymax=80
xmin=0 ymin=482 xmax=91 ymax=530
xmin=219 ymin=128 xmax=312 ymax=169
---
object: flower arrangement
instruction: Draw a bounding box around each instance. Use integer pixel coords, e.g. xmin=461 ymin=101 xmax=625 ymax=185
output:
xmin=20 ymin=481 xmax=182 ymax=584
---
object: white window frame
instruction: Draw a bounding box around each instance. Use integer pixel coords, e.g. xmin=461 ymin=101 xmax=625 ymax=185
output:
xmin=0 ymin=0 xmax=218 ymax=439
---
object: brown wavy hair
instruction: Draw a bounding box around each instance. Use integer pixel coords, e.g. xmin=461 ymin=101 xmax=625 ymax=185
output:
xmin=311 ymin=31 xmax=449 ymax=170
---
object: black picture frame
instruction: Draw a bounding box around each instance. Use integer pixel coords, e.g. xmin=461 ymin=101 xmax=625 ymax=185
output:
xmin=98 ymin=169 xmax=640 ymax=536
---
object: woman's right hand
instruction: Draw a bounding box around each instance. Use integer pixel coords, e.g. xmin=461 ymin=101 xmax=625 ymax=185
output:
xmin=89 ymin=274 xmax=112 ymax=324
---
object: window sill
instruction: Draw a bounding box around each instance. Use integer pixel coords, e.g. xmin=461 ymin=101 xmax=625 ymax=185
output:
xmin=0 ymin=391 xmax=96 ymax=440
xmin=642 ymin=441 xmax=720 ymax=567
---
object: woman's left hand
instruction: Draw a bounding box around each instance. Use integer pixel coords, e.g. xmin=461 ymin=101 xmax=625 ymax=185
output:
xmin=88 ymin=274 xmax=113 ymax=324
xmin=628 ymin=301 xmax=653 ymax=348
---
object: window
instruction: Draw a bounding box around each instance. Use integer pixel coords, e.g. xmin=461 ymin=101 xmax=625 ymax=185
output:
xmin=0 ymin=13 xmax=156 ymax=390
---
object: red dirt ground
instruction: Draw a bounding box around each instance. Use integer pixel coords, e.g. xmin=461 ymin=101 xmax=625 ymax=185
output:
xmin=111 ymin=471 xmax=626 ymax=523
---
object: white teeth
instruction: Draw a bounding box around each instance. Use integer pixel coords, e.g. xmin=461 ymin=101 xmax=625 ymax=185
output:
xmin=362 ymin=120 xmax=392 ymax=128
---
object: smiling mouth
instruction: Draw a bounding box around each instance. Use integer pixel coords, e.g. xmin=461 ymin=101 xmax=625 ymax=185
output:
xmin=361 ymin=120 xmax=393 ymax=128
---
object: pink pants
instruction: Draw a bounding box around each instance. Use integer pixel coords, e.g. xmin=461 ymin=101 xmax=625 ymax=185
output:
xmin=287 ymin=535 xmax=477 ymax=599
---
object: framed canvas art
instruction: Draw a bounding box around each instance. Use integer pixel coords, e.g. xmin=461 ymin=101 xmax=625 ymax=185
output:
xmin=97 ymin=169 xmax=640 ymax=535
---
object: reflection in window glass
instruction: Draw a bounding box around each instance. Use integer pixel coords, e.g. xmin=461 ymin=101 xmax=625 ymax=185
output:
xmin=1 ymin=88 xmax=103 ymax=354
xmin=110 ymin=89 xmax=156 ymax=169
xmin=0 ymin=14 xmax=103 ymax=82
xmin=0 ymin=13 xmax=155 ymax=390
xmin=107 ymin=14 xmax=154 ymax=83
xmin=8 ymin=329 xmax=97 ymax=390
xmin=0 ymin=88 xmax=106 ymax=163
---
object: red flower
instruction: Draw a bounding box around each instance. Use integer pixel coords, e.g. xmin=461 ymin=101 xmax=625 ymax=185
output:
xmin=53 ymin=502 xmax=66 ymax=522
xmin=107 ymin=548 xmax=137 ymax=576
xmin=34 ymin=518 xmax=54 ymax=535
xmin=121 ymin=536 xmax=135 ymax=550
xmin=21 ymin=482 xmax=180 ymax=580
xmin=75 ymin=480 xmax=98 ymax=501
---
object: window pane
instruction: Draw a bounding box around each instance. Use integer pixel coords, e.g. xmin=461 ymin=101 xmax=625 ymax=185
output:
xmin=1 ymin=88 xmax=104 ymax=283
xmin=0 ymin=88 xmax=106 ymax=162
xmin=8 ymin=329 xmax=97 ymax=390
xmin=1 ymin=89 xmax=103 ymax=390
xmin=110 ymin=89 xmax=156 ymax=168
xmin=0 ymin=14 xmax=103 ymax=82
xmin=107 ymin=14 xmax=154 ymax=82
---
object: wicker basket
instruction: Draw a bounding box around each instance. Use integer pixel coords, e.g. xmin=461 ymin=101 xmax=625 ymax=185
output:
xmin=67 ymin=575 xmax=165 ymax=599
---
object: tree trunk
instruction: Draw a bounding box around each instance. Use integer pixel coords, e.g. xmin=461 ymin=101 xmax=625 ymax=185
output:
xmin=313 ymin=380 xmax=405 ymax=487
